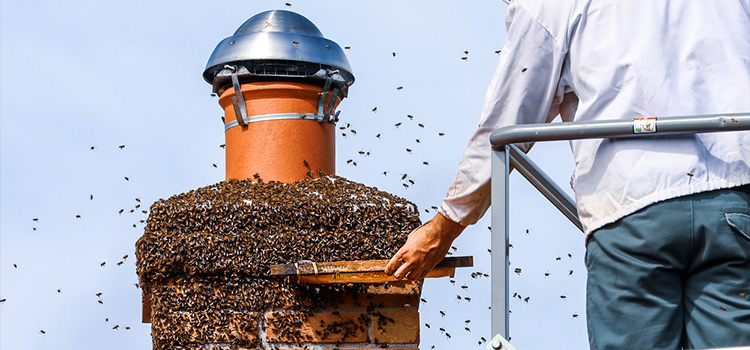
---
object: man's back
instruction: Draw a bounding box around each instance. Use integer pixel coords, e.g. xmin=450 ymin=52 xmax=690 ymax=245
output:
xmin=501 ymin=0 xmax=750 ymax=233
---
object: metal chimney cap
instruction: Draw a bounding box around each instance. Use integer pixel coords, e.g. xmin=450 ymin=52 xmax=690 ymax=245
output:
xmin=203 ymin=10 xmax=354 ymax=87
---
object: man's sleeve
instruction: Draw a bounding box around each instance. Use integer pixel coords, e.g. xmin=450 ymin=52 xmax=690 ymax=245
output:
xmin=439 ymin=1 xmax=567 ymax=226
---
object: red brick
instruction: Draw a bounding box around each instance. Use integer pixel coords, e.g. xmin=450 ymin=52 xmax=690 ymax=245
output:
xmin=265 ymin=311 xmax=368 ymax=343
xmin=371 ymin=311 xmax=420 ymax=344
xmin=151 ymin=310 xmax=258 ymax=345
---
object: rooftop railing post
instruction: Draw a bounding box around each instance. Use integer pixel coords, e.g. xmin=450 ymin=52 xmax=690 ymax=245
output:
xmin=491 ymin=145 xmax=511 ymax=339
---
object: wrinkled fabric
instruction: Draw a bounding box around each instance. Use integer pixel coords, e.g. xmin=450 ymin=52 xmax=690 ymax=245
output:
xmin=439 ymin=0 xmax=750 ymax=236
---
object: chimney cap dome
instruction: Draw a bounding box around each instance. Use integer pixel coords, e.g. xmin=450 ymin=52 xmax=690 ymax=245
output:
xmin=203 ymin=10 xmax=354 ymax=87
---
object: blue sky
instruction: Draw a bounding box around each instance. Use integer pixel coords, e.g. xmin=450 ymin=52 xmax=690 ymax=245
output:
xmin=0 ymin=1 xmax=587 ymax=349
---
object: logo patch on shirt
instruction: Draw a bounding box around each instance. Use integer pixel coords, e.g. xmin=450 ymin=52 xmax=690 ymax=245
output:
xmin=633 ymin=117 xmax=657 ymax=133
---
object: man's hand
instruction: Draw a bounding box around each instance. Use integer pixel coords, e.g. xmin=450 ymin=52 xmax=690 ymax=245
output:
xmin=385 ymin=213 xmax=466 ymax=280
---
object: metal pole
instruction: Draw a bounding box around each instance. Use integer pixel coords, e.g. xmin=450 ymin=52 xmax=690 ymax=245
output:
xmin=490 ymin=146 xmax=510 ymax=339
xmin=508 ymin=144 xmax=582 ymax=232
xmin=491 ymin=113 xmax=750 ymax=150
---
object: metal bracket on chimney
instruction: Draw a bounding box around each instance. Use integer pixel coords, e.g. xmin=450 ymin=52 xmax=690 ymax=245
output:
xmin=226 ymin=65 xmax=249 ymax=127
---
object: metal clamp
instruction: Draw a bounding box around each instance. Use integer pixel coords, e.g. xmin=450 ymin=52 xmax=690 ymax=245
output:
xmin=487 ymin=334 xmax=517 ymax=350
xmin=226 ymin=65 xmax=249 ymax=127
xmin=224 ymin=112 xmax=338 ymax=131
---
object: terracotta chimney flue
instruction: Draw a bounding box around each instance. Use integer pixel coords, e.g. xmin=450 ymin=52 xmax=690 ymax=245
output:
xmin=202 ymin=10 xmax=355 ymax=182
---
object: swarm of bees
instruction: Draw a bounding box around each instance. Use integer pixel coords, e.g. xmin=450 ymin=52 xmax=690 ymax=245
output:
xmin=136 ymin=175 xmax=422 ymax=349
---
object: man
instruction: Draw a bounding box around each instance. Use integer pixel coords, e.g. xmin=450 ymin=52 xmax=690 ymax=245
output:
xmin=385 ymin=1 xmax=750 ymax=349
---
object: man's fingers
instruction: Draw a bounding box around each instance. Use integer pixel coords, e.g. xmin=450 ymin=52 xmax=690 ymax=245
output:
xmin=385 ymin=251 xmax=405 ymax=276
xmin=394 ymin=261 xmax=413 ymax=280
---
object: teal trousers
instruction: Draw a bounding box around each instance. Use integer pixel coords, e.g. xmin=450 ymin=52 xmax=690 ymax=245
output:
xmin=586 ymin=185 xmax=750 ymax=350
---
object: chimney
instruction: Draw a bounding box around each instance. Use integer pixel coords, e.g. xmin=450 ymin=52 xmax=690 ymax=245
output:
xmin=202 ymin=9 xmax=355 ymax=182
xmin=136 ymin=10 xmax=440 ymax=350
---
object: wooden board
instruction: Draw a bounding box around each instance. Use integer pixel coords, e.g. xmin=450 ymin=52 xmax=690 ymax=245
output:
xmin=270 ymin=256 xmax=473 ymax=284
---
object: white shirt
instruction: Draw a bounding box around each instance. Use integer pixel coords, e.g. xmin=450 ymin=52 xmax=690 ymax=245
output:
xmin=439 ymin=0 xmax=750 ymax=235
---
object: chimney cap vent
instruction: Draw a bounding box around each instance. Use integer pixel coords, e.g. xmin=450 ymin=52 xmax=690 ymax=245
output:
xmin=203 ymin=10 xmax=354 ymax=89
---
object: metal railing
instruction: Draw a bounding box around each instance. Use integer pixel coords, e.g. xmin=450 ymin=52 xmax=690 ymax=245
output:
xmin=488 ymin=112 xmax=750 ymax=342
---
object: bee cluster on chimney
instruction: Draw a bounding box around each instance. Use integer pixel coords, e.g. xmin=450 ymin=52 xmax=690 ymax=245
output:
xmin=136 ymin=175 xmax=422 ymax=349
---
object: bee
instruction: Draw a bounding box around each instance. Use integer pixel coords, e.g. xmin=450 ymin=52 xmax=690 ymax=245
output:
xmin=418 ymin=123 xmax=425 ymax=128
xmin=39 ymin=330 xmax=46 ymax=334
xmin=285 ymin=2 xmax=292 ymax=6
xmin=401 ymin=174 xmax=408 ymax=180
xmin=90 ymin=194 xmax=94 ymax=200
xmin=560 ymin=295 xmax=567 ymax=300
xmin=124 ymin=177 xmax=129 ymax=181
xmin=33 ymin=218 xmax=39 ymax=222
xmin=98 ymin=300 xmax=104 ymax=304
xmin=465 ymin=297 xmax=471 ymax=302
xmin=522 ymin=68 xmax=528 ymax=72
xmin=57 ymin=289 xmax=62 ymax=293
xmin=424 ymin=323 xmax=430 ymax=328
xmin=464 ymin=50 xmax=469 ymax=54
xmin=407 ymin=114 xmax=414 ymax=120
xmin=440 ymin=311 xmax=446 ymax=317
xmin=90 ymin=146 xmax=95 ymax=150
xmin=465 ymin=327 xmax=471 ymax=332
xmin=461 ymin=57 xmax=468 ymax=60
xmin=406 ymin=148 xmax=412 ymax=154
xmin=544 ymin=272 xmax=550 ymax=277
xmin=119 ymin=209 xmax=124 ymax=215
xmin=514 ymin=268 xmax=522 ymax=274
xmin=292 ymin=41 xmax=299 ymax=45
xmin=376 ymin=133 xmax=381 ymax=138
xmin=394 ymin=122 xmax=401 ymax=128
xmin=117 ymin=261 xmax=124 ymax=266
xmin=720 ymin=306 xmax=727 ymax=311
xmin=0 ymin=298 xmax=6 ymax=303
xmin=96 ymin=292 xmax=102 ymax=297
xmin=113 ymin=325 xmax=119 ymax=330
xmin=397 ymin=86 xmax=403 ymax=90
xmin=372 ymin=107 xmax=378 ymax=112
xmin=568 ymin=253 xmax=573 ymax=258
xmin=495 ymin=50 xmax=502 ymax=54
xmin=118 ymin=145 xmax=125 ymax=149
xmin=569 ymin=270 xmax=574 ymax=275
xmin=573 ymin=313 xmax=579 ymax=318
xmin=212 ymin=164 xmax=218 ymax=168
xmin=219 ymin=144 xmax=226 ymax=148
xmin=556 ymin=256 xmax=562 ymax=261
xmin=344 ymin=46 xmax=351 ymax=50
xmin=438 ymin=132 xmax=445 ymax=137
xmin=524 ymin=297 xmax=530 ymax=303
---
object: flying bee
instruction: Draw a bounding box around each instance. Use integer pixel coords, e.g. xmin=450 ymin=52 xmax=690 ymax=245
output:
xmin=394 ymin=122 xmax=401 ymax=127
xmin=372 ymin=107 xmax=378 ymax=112
xmin=560 ymin=295 xmax=567 ymax=300
xmin=118 ymin=145 xmax=125 ymax=149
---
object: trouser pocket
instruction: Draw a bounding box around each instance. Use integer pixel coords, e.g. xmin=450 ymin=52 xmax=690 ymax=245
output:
xmin=725 ymin=212 xmax=750 ymax=241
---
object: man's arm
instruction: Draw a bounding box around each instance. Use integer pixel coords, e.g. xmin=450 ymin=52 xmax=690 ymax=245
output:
xmin=386 ymin=0 xmax=568 ymax=280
